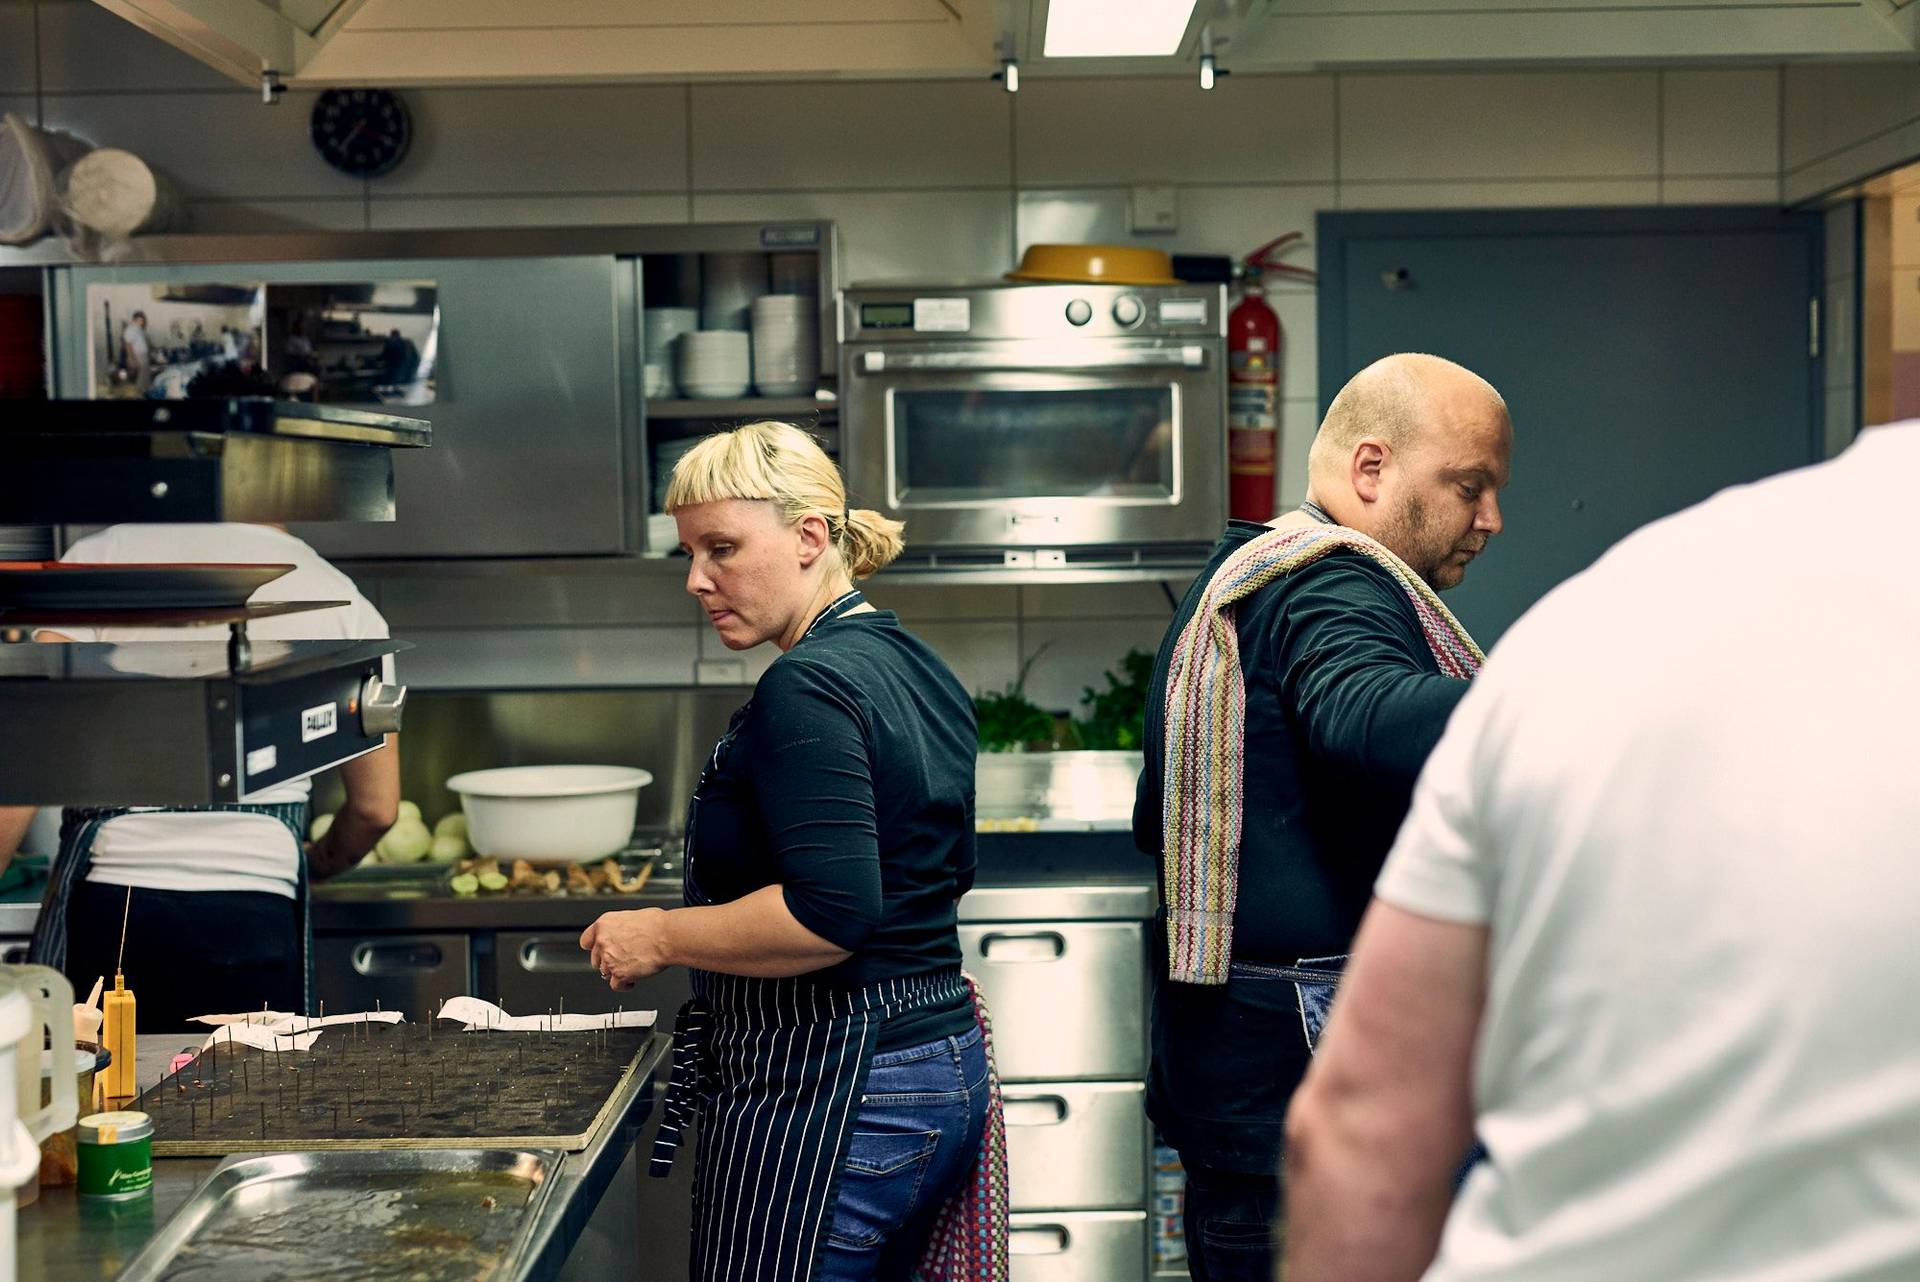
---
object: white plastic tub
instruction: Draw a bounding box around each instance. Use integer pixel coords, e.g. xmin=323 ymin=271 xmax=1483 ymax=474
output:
xmin=444 ymin=765 xmax=653 ymax=862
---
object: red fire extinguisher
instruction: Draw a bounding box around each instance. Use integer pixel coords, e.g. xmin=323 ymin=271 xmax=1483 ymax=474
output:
xmin=1227 ymin=233 xmax=1316 ymax=522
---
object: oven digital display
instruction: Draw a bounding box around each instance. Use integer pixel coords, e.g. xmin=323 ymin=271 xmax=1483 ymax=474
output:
xmin=860 ymin=303 xmax=916 ymax=330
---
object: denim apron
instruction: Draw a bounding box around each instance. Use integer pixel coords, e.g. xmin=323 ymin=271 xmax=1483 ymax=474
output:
xmin=27 ymin=802 xmax=315 ymax=1014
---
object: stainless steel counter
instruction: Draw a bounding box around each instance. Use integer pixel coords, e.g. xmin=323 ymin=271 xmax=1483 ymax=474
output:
xmin=16 ymin=1030 xmax=671 ymax=1282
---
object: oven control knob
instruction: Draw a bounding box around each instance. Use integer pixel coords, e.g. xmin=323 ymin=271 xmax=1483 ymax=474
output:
xmin=1112 ymin=294 xmax=1145 ymax=327
xmin=1064 ymin=298 xmax=1093 ymax=326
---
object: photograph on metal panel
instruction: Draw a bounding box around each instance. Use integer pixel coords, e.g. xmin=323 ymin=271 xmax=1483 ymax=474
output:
xmin=87 ymin=281 xmax=266 ymax=401
xmin=264 ymin=280 xmax=440 ymax=406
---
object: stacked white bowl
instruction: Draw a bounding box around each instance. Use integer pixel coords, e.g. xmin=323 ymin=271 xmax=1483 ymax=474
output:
xmin=750 ymin=294 xmax=819 ymax=398
xmin=642 ymin=306 xmax=698 ymax=400
xmin=700 ymin=252 xmax=769 ymax=331
xmin=677 ymin=330 xmax=752 ymax=400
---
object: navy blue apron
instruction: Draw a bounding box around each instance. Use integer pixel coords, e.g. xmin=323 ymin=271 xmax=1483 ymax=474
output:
xmin=28 ymin=801 xmax=315 ymax=1014
xmin=650 ymin=590 xmax=973 ymax=1282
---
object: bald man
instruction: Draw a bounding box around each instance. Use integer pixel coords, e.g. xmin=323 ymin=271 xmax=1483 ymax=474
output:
xmin=1132 ymin=353 xmax=1511 ymax=1282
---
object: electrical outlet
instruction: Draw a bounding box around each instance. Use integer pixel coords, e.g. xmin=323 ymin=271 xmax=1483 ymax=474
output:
xmin=1130 ymin=185 xmax=1178 ymax=233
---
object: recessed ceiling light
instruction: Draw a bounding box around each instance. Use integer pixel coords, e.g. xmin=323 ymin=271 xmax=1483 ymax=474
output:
xmin=1044 ymin=0 xmax=1197 ymax=58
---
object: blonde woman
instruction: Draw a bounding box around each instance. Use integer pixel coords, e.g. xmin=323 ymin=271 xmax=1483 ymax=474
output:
xmin=582 ymin=422 xmax=1005 ymax=1282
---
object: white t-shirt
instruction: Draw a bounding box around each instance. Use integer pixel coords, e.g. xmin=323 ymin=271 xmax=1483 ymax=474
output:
xmin=53 ymin=524 xmax=390 ymax=899
xmin=1377 ymin=424 xmax=1920 ymax=1282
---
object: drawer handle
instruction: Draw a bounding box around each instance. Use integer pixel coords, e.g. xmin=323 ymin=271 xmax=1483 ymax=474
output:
xmin=350 ymin=941 xmax=444 ymax=976
xmin=1010 ymin=1225 xmax=1071 ymax=1255
xmin=978 ymin=931 xmax=1065 ymax=962
xmin=520 ymin=939 xmax=596 ymax=973
xmin=1002 ymin=1095 xmax=1069 ymax=1127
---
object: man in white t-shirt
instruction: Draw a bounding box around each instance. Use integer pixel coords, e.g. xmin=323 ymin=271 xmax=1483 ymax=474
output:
xmin=0 ymin=523 xmax=400 ymax=1027
xmin=1282 ymin=423 xmax=1920 ymax=1282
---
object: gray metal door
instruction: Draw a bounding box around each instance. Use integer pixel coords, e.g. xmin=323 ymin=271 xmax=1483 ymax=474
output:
xmin=1319 ymin=208 xmax=1822 ymax=646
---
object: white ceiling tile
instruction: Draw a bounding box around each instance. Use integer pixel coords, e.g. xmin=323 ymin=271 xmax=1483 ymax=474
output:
xmin=1341 ymin=71 xmax=1658 ymax=182
xmin=1662 ymin=69 xmax=1779 ymax=178
xmin=377 ymin=86 xmax=688 ymax=197
xmin=692 ymin=189 xmax=1013 ymax=286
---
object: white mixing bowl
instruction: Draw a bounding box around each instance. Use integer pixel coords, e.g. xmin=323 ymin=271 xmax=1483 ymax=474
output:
xmin=444 ymin=764 xmax=653 ymax=861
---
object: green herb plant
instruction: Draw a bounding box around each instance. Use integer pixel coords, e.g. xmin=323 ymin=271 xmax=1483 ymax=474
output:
xmin=1072 ymin=648 xmax=1154 ymax=751
xmin=974 ymin=646 xmax=1057 ymax=752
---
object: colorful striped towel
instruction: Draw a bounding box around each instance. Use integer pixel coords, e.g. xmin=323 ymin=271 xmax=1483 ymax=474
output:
xmin=1161 ymin=523 xmax=1483 ymax=984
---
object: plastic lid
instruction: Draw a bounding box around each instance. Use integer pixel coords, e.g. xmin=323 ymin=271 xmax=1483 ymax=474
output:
xmin=78 ymin=1110 xmax=152 ymax=1142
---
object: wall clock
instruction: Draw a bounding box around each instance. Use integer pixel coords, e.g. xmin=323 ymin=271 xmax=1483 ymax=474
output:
xmin=310 ymin=88 xmax=412 ymax=179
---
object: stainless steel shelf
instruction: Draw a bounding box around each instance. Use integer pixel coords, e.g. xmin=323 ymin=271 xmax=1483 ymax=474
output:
xmin=645 ymin=396 xmax=834 ymax=420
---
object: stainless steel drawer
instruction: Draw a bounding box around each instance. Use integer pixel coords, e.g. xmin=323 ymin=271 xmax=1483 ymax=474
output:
xmin=313 ymin=933 xmax=469 ymax=1020
xmin=1009 ymin=1211 xmax=1147 ymax=1282
xmin=959 ymin=921 xmax=1145 ymax=1080
xmin=495 ymin=930 xmax=693 ymax=1022
xmin=1004 ymin=1081 xmax=1148 ymax=1211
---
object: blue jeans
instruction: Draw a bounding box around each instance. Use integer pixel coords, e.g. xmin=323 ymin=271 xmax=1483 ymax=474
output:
xmin=817 ymin=1025 xmax=990 ymax=1282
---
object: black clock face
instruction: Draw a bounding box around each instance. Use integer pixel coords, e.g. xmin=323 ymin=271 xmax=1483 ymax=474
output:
xmin=311 ymin=89 xmax=411 ymax=179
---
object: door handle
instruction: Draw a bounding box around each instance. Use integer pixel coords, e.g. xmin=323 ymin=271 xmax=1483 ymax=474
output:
xmin=1009 ymin=1225 xmax=1071 ymax=1255
xmin=977 ymin=931 xmax=1066 ymax=962
xmin=858 ymin=345 xmax=1206 ymax=374
xmin=519 ymin=939 xmax=596 ymax=973
xmin=1002 ymin=1094 xmax=1069 ymax=1126
xmin=349 ymin=941 xmax=444 ymax=976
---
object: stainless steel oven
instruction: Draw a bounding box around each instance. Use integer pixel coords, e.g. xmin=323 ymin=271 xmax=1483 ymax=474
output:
xmin=841 ymin=281 xmax=1225 ymax=553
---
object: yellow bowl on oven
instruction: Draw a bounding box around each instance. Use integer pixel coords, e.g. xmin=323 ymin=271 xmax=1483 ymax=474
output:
xmin=1005 ymin=244 xmax=1179 ymax=286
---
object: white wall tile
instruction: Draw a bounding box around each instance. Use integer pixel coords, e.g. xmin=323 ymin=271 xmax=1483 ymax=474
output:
xmin=1019 ymin=583 xmax=1175 ymax=620
xmin=911 ymin=620 xmax=1020 ymax=699
xmin=862 ymin=583 xmax=1020 ymax=622
xmin=1015 ymin=184 xmax=1336 ymax=273
xmin=0 ymin=4 xmax=35 ymax=95
xmin=1659 ymin=178 xmax=1780 ymax=206
xmin=184 ymin=198 xmax=366 ymax=232
xmin=36 ymin=0 xmax=233 ymax=93
xmin=1661 ymin=69 xmax=1778 ymax=178
xmin=691 ymin=190 xmax=1012 ymax=286
xmin=691 ymin=81 xmax=1009 ymax=191
xmin=1018 ymin=617 xmax=1172 ymax=713
xmin=41 ymin=90 xmax=360 ymax=200
xmin=1826 ymin=273 xmax=1855 ymax=388
xmin=1341 ymin=72 xmax=1658 ymax=181
xmin=368 ymin=194 xmax=688 ymax=230
xmin=376 ymin=86 xmax=689 ymax=196
xmin=1278 ymin=397 xmax=1319 ymax=511
xmin=1339 ymin=179 xmax=1661 ymax=211
xmin=396 ymin=626 xmax=698 ymax=688
xmin=1270 ymin=290 xmax=1317 ymax=406
xmin=1016 ymin=75 xmax=1335 ymax=186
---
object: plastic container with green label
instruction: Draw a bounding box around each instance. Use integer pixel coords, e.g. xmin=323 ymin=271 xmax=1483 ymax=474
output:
xmin=77 ymin=1109 xmax=152 ymax=1200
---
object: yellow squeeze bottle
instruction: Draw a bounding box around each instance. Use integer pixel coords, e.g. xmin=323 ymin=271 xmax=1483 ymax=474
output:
xmin=102 ymin=970 xmax=137 ymax=1103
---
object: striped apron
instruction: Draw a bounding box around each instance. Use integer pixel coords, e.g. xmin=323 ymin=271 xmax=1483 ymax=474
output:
xmin=649 ymin=589 xmax=1001 ymax=1282
xmin=27 ymin=802 xmax=315 ymax=1014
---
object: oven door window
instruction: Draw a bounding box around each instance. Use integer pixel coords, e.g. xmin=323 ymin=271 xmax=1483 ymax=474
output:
xmin=890 ymin=386 xmax=1179 ymax=507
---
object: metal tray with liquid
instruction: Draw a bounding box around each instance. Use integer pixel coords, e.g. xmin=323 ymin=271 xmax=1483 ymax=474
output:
xmin=117 ymin=1147 xmax=562 ymax=1282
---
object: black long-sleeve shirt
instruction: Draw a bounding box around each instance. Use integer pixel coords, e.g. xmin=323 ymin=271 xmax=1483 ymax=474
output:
xmin=1133 ymin=521 xmax=1471 ymax=1171
xmin=690 ymin=609 xmax=978 ymax=1049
